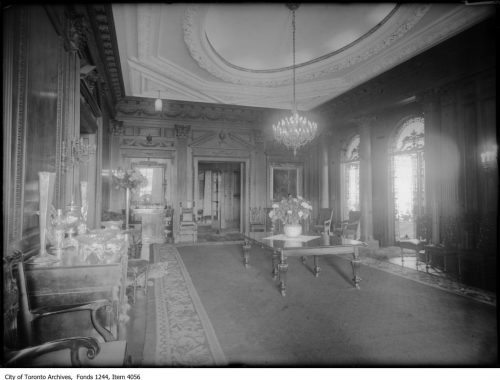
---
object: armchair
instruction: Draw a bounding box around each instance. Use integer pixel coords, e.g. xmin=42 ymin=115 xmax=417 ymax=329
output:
xmin=3 ymin=252 xmax=128 ymax=367
xmin=178 ymin=202 xmax=198 ymax=243
xmin=335 ymin=211 xmax=361 ymax=240
xmin=249 ymin=207 xmax=266 ymax=232
xmin=17 ymin=257 xmax=116 ymax=345
xmin=4 ymin=336 xmax=128 ymax=367
xmin=311 ymin=208 xmax=334 ymax=234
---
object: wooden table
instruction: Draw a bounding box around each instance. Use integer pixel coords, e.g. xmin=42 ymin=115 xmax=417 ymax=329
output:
xmin=242 ymin=232 xmax=367 ymax=296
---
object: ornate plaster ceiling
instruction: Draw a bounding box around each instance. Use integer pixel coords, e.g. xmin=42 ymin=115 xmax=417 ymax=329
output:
xmin=112 ymin=3 xmax=494 ymax=111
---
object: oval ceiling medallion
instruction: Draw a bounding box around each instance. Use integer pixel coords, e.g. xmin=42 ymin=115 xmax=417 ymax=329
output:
xmin=203 ymin=4 xmax=398 ymax=72
xmin=183 ymin=4 xmax=430 ymax=86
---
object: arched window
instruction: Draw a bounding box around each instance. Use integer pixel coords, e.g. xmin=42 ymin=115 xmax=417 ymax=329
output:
xmin=341 ymin=134 xmax=360 ymax=220
xmin=391 ymin=117 xmax=425 ymax=240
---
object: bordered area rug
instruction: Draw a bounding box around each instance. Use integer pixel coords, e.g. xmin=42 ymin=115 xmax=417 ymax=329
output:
xmin=142 ymin=244 xmax=227 ymax=366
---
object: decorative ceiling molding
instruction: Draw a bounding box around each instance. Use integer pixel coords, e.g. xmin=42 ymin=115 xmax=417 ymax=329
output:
xmin=87 ymin=4 xmax=125 ymax=102
xmin=112 ymin=3 xmax=495 ymax=111
xmin=344 ymin=4 xmax=494 ymax=86
xmin=183 ymin=4 xmax=429 ymax=87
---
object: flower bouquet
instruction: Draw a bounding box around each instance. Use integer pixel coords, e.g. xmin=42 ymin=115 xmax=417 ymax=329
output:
xmin=112 ymin=168 xmax=148 ymax=192
xmin=268 ymin=196 xmax=313 ymax=237
xmin=112 ymin=168 xmax=148 ymax=230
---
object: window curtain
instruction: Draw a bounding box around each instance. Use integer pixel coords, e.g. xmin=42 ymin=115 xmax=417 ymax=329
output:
xmin=203 ymin=170 xmax=212 ymax=217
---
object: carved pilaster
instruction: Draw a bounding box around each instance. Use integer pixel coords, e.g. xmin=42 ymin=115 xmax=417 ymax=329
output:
xmin=109 ymin=119 xmax=124 ymax=135
xmin=350 ymin=116 xmax=376 ymax=160
xmin=84 ymin=70 xmax=99 ymax=93
xmin=352 ymin=116 xmax=377 ymax=247
xmin=66 ymin=11 xmax=90 ymax=53
xmin=175 ymin=124 xmax=191 ymax=140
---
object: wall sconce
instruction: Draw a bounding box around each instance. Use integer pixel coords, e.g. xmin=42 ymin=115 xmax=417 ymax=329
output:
xmin=154 ymin=90 xmax=162 ymax=112
xmin=480 ymin=145 xmax=497 ymax=171
xmin=62 ymin=137 xmax=96 ymax=168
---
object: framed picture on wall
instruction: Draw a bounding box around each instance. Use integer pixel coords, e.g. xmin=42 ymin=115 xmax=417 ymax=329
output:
xmin=270 ymin=164 xmax=303 ymax=202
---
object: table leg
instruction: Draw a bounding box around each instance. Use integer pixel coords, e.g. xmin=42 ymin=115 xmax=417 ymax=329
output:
xmin=313 ymin=255 xmax=321 ymax=277
xmin=351 ymin=247 xmax=361 ymax=289
xmin=278 ymin=250 xmax=288 ymax=297
xmin=272 ymin=250 xmax=279 ymax=281
xmin=242 ymin=239 xmax=251 ymax=268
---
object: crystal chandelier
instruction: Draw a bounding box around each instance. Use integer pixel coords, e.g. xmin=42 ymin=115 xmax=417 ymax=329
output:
xmin=273 ymin=4 xmax=317 ymax=156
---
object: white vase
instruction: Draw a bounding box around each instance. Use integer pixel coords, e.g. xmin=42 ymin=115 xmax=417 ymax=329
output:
xmin=38 ymin=172 xmax=56 ymax=256
xmin=284 ymin=224 xmax=302 ymax=238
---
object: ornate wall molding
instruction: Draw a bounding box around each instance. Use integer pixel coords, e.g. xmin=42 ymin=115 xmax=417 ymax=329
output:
xmin=175 ymin=124 xmax=191 ymax=139
xmin=120 ymin=136 xmax=175 ymax=149
xmin=191 ymin=147 xmax=250 ymax=158
xmin=190 ymin=129 xmax=254 ymax=151
xmin=115 ymin=97 xmax=264 ymax=125
xmin=120 ymin=149 xmax=176 ymax=161
xmin=110 ymin=119 xmax=124 ymax=135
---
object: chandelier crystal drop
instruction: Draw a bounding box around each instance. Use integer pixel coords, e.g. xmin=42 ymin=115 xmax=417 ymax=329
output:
xmin=272 ymin=4 xmax=317 ymax=156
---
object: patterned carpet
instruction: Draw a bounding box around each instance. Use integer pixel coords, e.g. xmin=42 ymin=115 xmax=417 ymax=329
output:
xmin=140 ymin=242 xmax=495 ymax=366
xmin=356 ymin=247 xmax=496 ymax=307
xmin=142 ymin=244 xmax=227 ymax=366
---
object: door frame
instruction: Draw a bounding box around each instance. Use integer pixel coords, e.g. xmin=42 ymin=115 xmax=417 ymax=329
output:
xmin=193 ymin=156 xmax=250 ymax=234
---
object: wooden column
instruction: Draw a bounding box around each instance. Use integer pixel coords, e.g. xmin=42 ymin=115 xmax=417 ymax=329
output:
xmin=174 ymin=124 xmax=190 ymax=241
xmin=419 ymin=89 xmax=441 ymax=244
xmin=356 ymin=116 xmax=378 ymax=248
xmin=319 ymin=136 xmax=329 ymax=208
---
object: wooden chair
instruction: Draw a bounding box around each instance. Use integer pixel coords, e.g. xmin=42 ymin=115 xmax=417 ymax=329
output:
xmin=178 ymin=202 xmax=198 ymax=243
xmin=249 ymin=207 xmax=266 ymax=232
xmin=4 ymin=337 xmax=128 ymax=367
xmin=3 ymin=251 xmax=128 ymax=367
xmin=336 ymin=211 xmax=361 ymax=240
xmin=311 ymin=208 xmax=334 ymax=234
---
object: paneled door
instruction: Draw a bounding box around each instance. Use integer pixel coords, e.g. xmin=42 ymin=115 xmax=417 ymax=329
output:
xmin=220 ymin=164 xmax=241 ymax=230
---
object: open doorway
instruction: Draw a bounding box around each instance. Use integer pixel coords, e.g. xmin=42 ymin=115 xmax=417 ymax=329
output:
xmin=197 ymin=161 xmax=242 ymax=236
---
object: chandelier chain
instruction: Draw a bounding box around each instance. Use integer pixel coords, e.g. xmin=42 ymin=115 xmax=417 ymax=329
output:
xmin=272 ymin=4 xmax=317 ymax=156
xmin=292 ymin=8 xmax=296 ymax=114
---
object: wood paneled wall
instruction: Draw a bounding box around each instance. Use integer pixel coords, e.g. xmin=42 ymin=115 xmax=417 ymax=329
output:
xmin=308 ymin=17 xmax=496 ymax=247
xmin=3 ymin=4 xmax=116 ymax=254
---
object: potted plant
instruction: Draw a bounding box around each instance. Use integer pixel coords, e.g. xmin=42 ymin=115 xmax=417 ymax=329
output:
xmin=268 ymin=196 xmax=313 ymax=237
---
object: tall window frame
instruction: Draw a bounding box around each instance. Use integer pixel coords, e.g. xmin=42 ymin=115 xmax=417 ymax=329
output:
xmin=390 ymin=116 xmax=425 ymax=240
xmin=341 ymin=134 xmax=360 ymax=221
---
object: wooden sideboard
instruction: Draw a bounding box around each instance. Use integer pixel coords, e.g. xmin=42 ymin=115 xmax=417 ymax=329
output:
xmin=21 ymin=237 xmax=129 ymax=344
